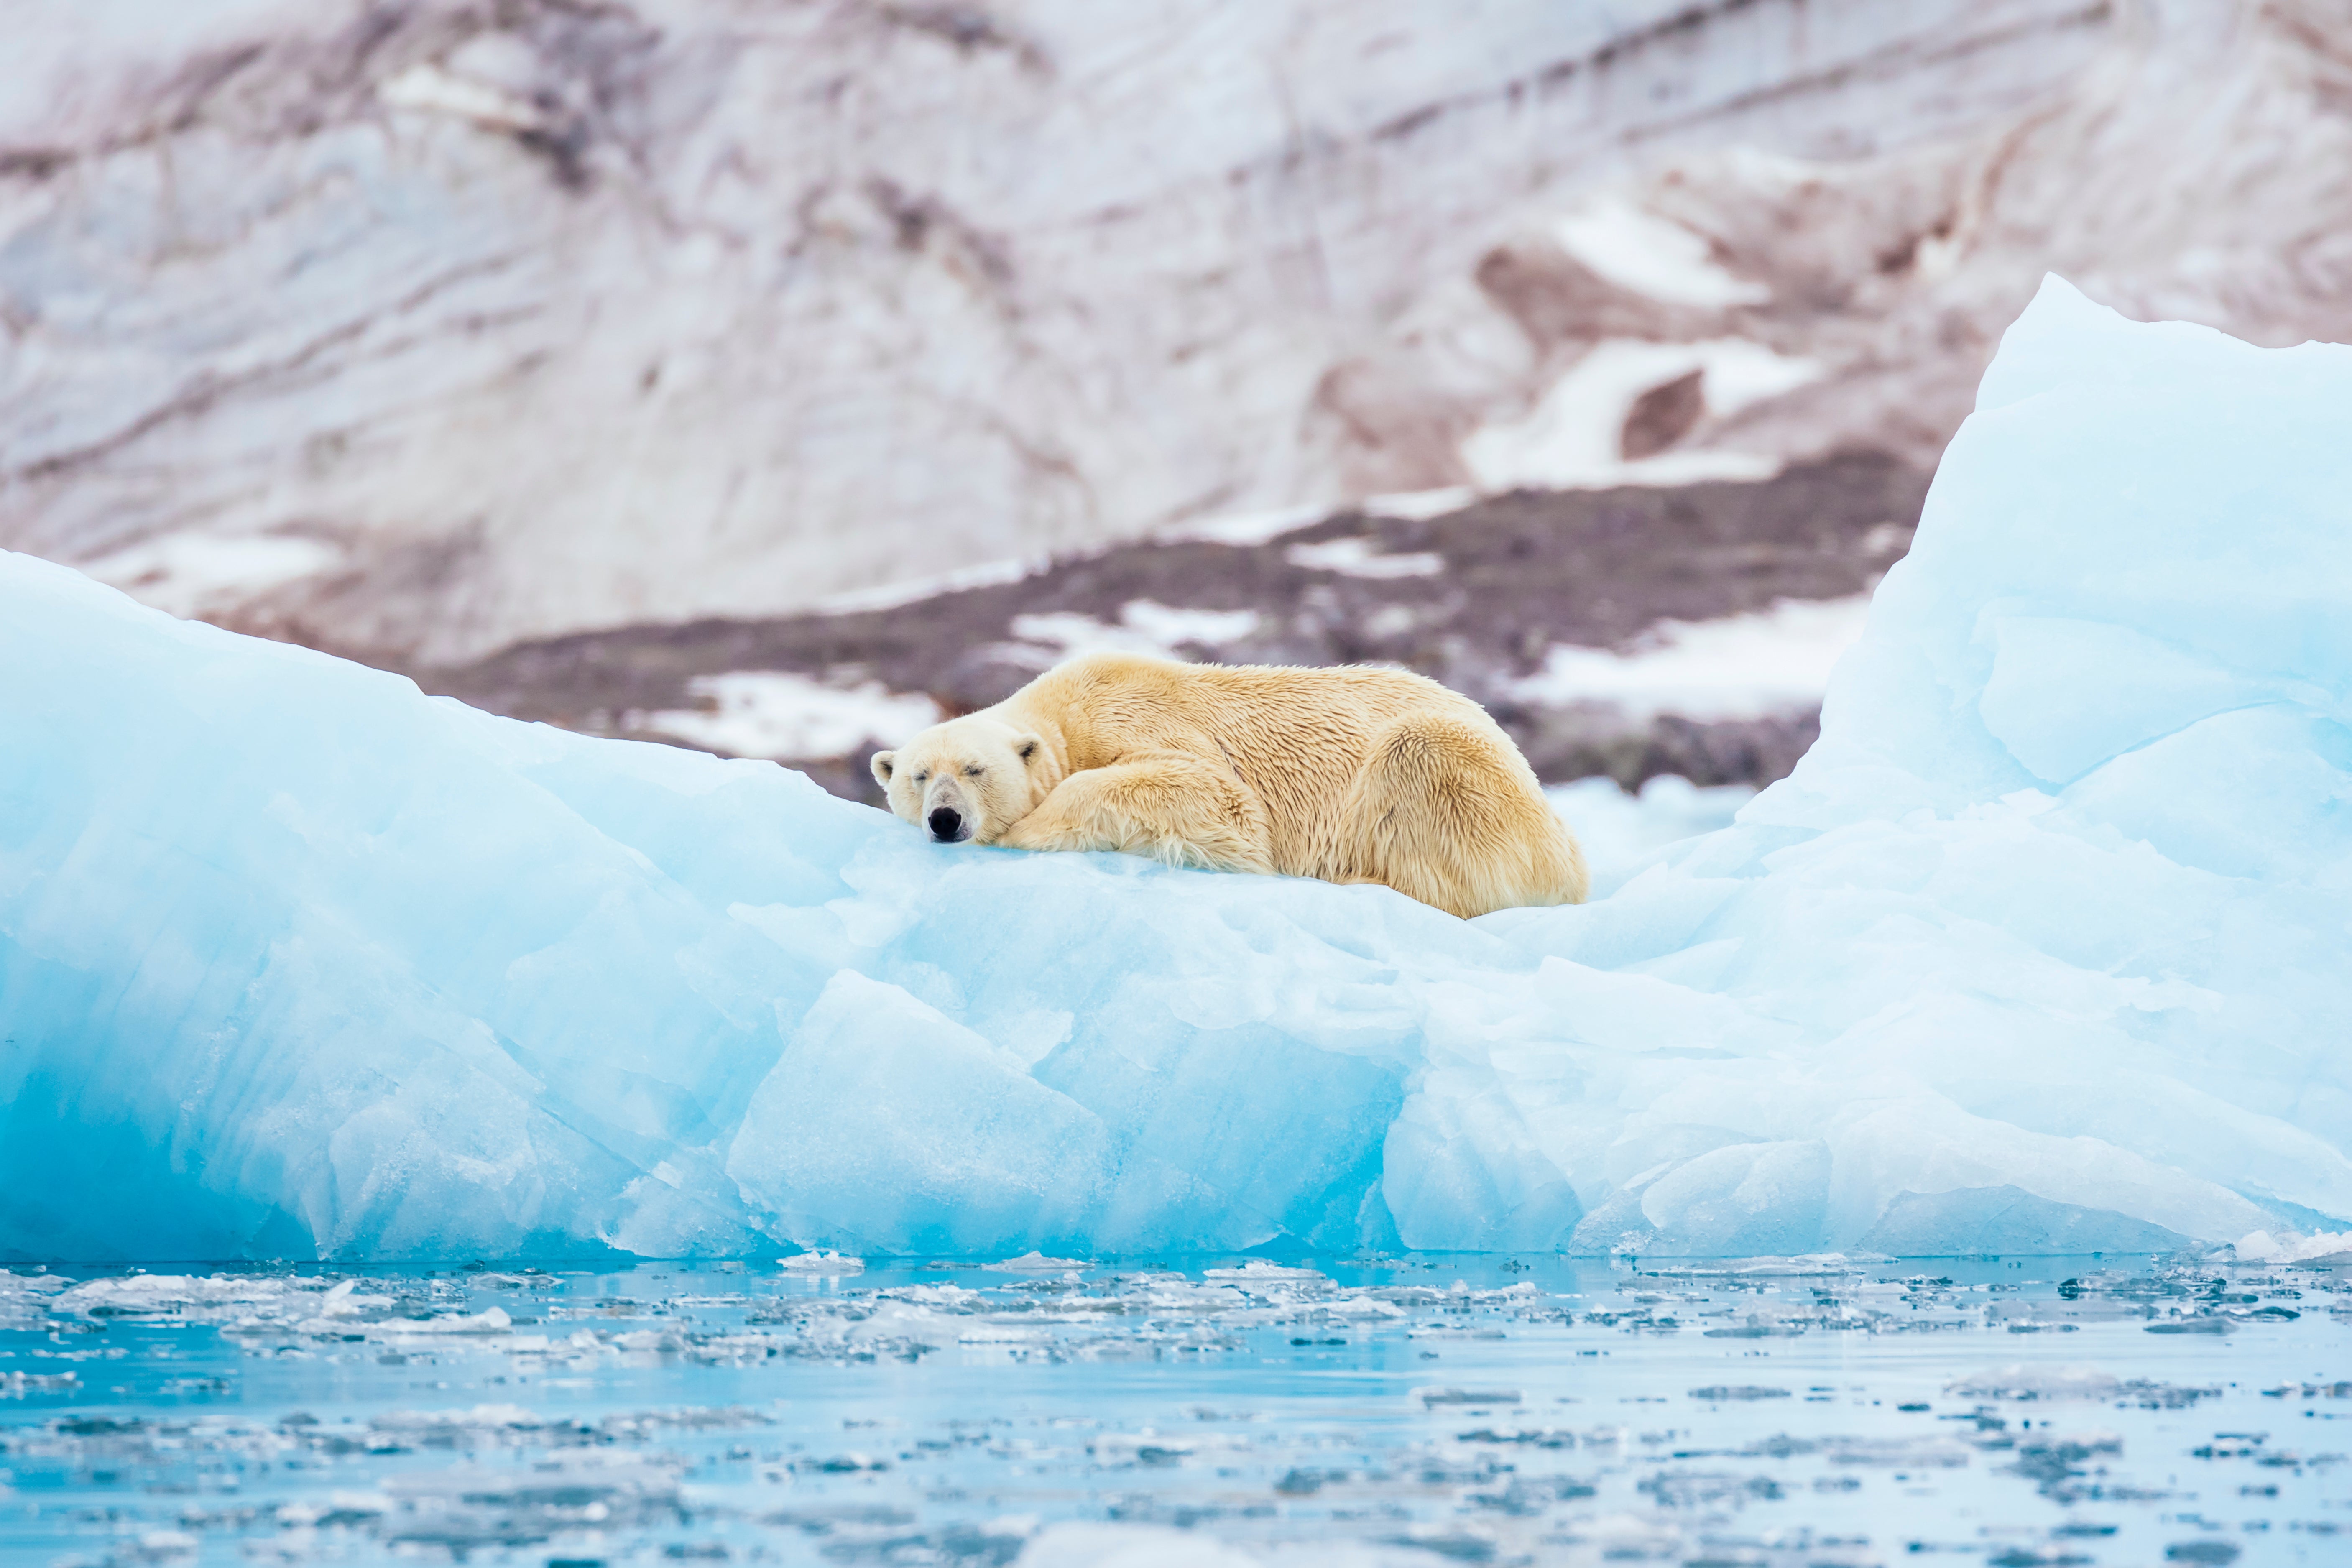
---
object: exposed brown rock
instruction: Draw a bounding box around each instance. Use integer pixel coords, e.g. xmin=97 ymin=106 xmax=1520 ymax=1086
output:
xmin=1620 ymin=370 xmax=1706 ymax=459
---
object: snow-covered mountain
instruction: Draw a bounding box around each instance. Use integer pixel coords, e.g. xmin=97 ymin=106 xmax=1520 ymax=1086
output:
xmin=5 ymin=0 xmax=2252 ymax=667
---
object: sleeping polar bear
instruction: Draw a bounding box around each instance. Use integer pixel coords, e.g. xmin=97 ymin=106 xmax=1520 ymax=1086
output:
xmin=870 ymin=652 xmax=1586 ymax=918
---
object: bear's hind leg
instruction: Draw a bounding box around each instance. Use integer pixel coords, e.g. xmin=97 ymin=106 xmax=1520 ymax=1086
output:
xmin=996 ymin=751 xmax=1275 ymax=875
xmin=1344 ymin=714 xmax=1586 ymax=918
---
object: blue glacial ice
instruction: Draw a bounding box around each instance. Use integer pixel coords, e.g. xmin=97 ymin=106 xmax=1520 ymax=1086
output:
xmin=3 ymin=276 xmax=2350 ymax=1264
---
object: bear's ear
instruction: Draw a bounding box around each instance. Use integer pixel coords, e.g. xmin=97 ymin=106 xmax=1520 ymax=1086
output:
xmin=870 ymin=750 xmax=896 ymax=787
xmin=1014 ymin=734 xmax=1043 ymax=767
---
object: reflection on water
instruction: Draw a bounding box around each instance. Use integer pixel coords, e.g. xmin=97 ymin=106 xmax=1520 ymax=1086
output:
xmin=1 ymin=1253 xmax=2346 ymax=1565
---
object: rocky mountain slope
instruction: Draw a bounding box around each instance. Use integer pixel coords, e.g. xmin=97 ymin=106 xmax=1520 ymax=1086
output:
xmin=433 ymin=452 xmax=1926 ymax=802
xmin=3 ymin=0 xmax=2158 ymax=667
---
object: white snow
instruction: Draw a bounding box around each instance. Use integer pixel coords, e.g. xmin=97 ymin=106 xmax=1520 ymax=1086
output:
xmin=1363 ymin=487 xmax=1478 ymax=521
xmin=3 ymin=279 xmax=2350 ymax=1262
xmin=1282 ymin=538 xmax=1446 ymax=578
xmin=77 ymin=531 xmax=345 ymax=620
xmin=1552 ymin=194 xmax=1770 ymax=308
xmin=1116 ymin=603 xmax=1264 ymax=650
xmin=1459 ymin=339 xmax=1823 ymax=491
xmin=998 ymin=603 xmax=1263 ymax=667
xmin=378 ymin=61 xmax=544 ymax=132
xmin=814 ymin=558 xmax=1044 ymax=615
xmin=1159 ymin=486 xmax=1473 ymax=553
xmin=638 ymin=672 xmax=943 ymax=761
xmin=1156 ymin=503 xmax=1331 ymax=548
xmin=1513 ymin=595 xmax=1873 ymax=720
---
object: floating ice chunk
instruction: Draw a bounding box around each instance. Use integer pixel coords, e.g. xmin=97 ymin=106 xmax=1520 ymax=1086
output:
xmin=2230 ymin=1228 xmax=2352 ymax=1264
xmin=370 ymin=1403 xmax=545 ymax=1432
xmin=376 ymin=1306 xmax=513 ymax=1336
xmin=778 ymin=1250 xmax=865 ymax=1274
xmin=4 ymin=279 xmax=2352 ymax=1262
xmin=55 ymin=1274 xmax=298 ymax=1315
xmin=1947 ymin=1366 xmax=2123 ymax=1402
xmin=983 ymin=1252 xmax=1091 ymax=1273
xmin=1200 ymin=1262 xmax=1327 ymax=1285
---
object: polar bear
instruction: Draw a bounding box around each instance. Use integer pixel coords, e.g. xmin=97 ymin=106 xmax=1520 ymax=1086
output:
xmin=869 ymin=652 xmax=1586 ymax=918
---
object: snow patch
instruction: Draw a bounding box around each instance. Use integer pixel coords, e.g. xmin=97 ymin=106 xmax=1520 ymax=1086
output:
xmin=1363 ymin=486 xmax=1477 ymax=521
xmin=1157 ymin=502 xmax=1329 ymax=547
xmin=997 ymin=602 xmax=1262 ymax=667
xmin=79 ymin=531 xmax=344 ymax=620
xmin=378 ymin=61 xmax=544 ymax=131
xmin=1283 ymin=537 xmax=1445 ymax=579
xmin=1553 ymin=194 xmax=1770 ymax=308
xmin=1513 ymin=595 xmax=1870 ymax=720
xmin=815 ymin=557 xmax=1043 ymax=615
xmin=639 ymin=672 xmax=942 ymax=760
xmin=1460 ymin=339 xmax=1822 ymax=491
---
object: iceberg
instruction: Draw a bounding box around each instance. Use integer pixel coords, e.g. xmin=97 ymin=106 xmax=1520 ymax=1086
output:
xmin=4 ymin=278 xmax=2349 ymax=1263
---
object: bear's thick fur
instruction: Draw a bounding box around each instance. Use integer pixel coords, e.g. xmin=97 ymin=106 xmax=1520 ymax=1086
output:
xmin=871 ymin=653 xmax=1586 ymax=918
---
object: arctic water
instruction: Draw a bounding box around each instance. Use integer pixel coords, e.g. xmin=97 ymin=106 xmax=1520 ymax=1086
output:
xmin=3 ymin=1251 xmax=2347 ymax=1566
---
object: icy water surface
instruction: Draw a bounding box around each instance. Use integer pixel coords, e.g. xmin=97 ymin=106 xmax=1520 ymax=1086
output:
xmin=1 ymin=1254 xmax=2347 ymax=1566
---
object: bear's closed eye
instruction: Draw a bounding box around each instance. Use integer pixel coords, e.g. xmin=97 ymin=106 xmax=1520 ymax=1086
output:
xmin=963 ymin=765 xmax=984 ymax=777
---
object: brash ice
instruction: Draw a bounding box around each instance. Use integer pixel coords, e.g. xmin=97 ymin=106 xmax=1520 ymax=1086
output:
xmin=2 ymin=278 xmax=2348 ymax=1263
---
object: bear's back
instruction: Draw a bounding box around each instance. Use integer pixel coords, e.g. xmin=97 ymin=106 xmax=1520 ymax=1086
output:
xmin=1024 ymin=653 xmax=1523 ymax=850
xmin=1029 ymin=651 xmax=1479 ymax=758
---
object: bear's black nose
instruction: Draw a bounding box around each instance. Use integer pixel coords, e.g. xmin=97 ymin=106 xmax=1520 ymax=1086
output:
xmin=928 ymin=807 xmax=965 ymax=842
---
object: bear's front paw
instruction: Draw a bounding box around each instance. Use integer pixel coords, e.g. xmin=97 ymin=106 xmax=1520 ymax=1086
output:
xmin=993 ymin=815 xmax=1060 ymax=852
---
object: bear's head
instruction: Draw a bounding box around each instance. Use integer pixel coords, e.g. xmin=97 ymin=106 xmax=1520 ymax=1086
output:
xmin=871 ymin=714 xmax=1057 ymax=845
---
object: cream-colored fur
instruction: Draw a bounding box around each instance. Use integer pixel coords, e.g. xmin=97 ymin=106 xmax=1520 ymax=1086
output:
xmin=871 ymin=653 xmax=1586 ymax=919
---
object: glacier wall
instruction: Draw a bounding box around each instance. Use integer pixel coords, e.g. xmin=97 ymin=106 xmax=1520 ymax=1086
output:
xmin=4 ymin=279 xmax=2350 ymax=1262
